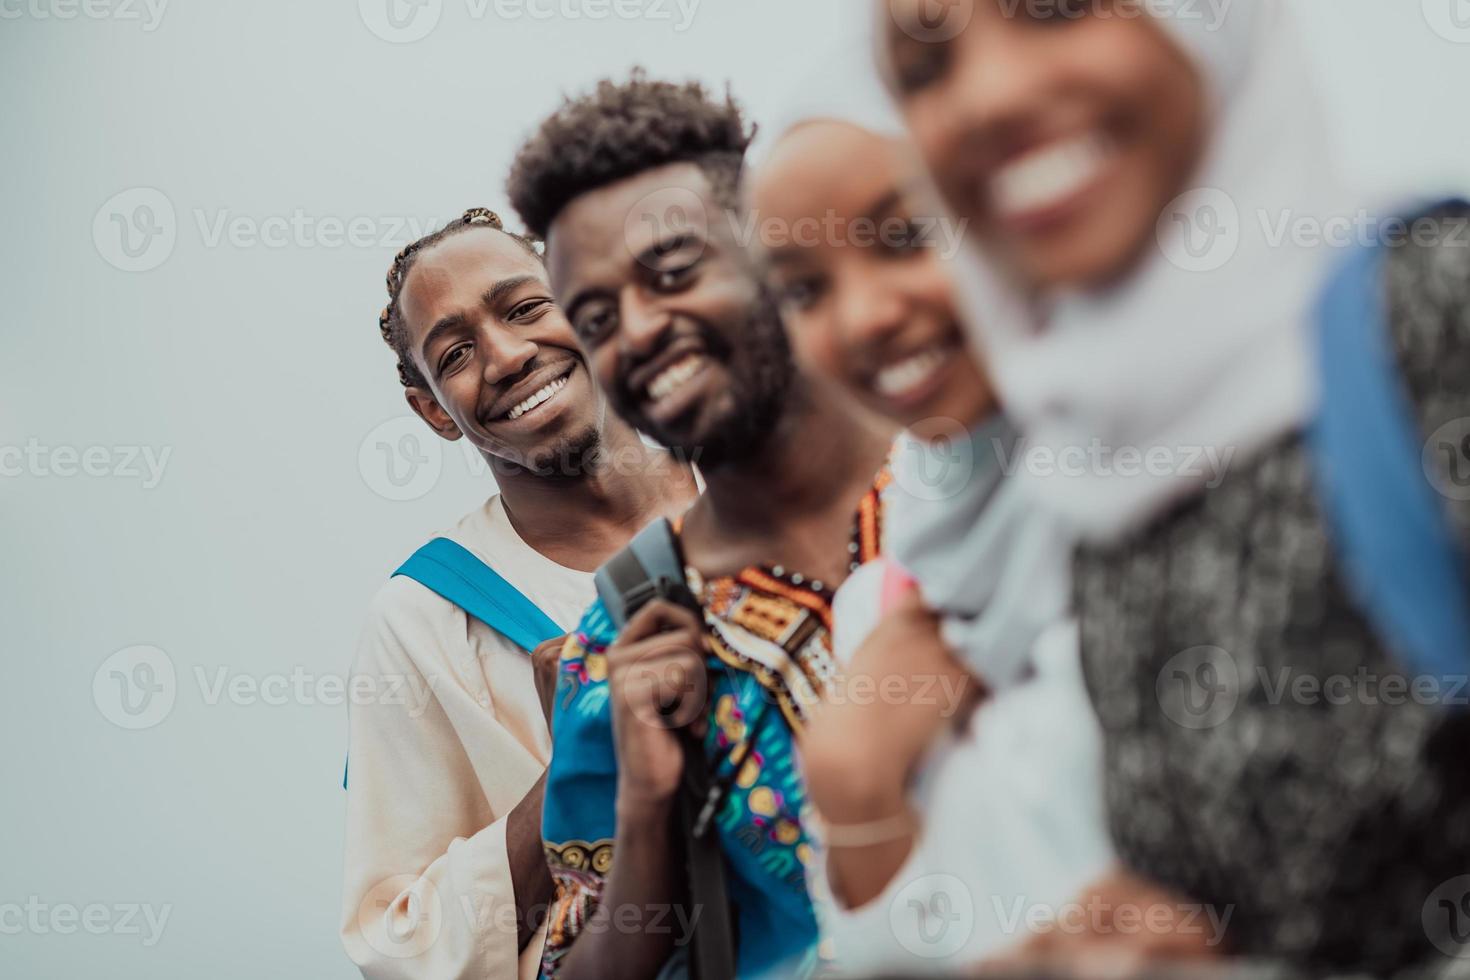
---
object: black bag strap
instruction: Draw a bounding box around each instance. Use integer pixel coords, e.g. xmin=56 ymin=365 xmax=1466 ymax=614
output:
xmin=593 ymin=519 xmax=737 ymax=980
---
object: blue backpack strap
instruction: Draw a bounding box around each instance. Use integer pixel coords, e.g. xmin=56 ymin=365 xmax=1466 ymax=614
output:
xmin=1309 ymin=235 xmax=1470 ymax=685
xmin=347 ymin=538 xmax=564 ymax=788
xmin=393 ymin=537 xmax=563 ymax=653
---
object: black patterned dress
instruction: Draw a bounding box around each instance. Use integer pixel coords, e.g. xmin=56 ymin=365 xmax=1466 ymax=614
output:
xmin=1074 ymin=202 xmax=1470 ymax=975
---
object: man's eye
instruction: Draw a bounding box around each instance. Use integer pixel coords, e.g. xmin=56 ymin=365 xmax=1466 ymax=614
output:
xmin=886 ymin=28 xmax=953 ymax=93
xmin=653 ymin=263 xmax=696 ymax=292
xmin=1020 ymin=0 xmax=1092 ymax=25
xmin=510 ymin=298 xmax=553 ymax=321
xmin=575 ymin=306 xmax=617 ymax=345
xmin=439 ymin=343 xmax=472 ymax=375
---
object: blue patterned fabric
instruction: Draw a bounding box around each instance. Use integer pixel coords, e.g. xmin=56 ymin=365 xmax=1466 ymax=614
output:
xmin=539 ymin=592 xmax=822 ymax=979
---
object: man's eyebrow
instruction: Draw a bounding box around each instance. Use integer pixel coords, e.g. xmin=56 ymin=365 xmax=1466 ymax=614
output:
xmin=420 ymin=312 xmax=468 ymax=361
xmin=483 ymin=274 xmax=544 ymax=309
xmin=418 ymin=275 xmax=548 ymax=362
xmin=634 ymin=232 xmax=698 ymax=270
xmin=560 ymin=285 xmax=605 ymax=326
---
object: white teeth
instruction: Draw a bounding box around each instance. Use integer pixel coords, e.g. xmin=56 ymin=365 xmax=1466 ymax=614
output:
xmin=990 ymin=133 xmax=1112 ymax=219
xmin=505 ymin=376 xmax=569 ymax=421
xmin=873 ymin=346 xmax=949 ymax=399
xmin=646 ymin=355 xmax=703 ymax=403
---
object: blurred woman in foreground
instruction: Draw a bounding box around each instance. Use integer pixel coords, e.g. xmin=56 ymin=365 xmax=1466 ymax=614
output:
xmin=881 ymin=0 xmax=1470 ymax=972
xmin=747 ymin=44 xmax=1118 ymax=974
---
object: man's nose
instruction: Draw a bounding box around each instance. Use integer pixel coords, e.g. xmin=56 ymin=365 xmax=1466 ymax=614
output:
xmin=480 ymin=323 xmax=538 ymax=386
xmin=617 ymin=290 xmax=673 ymax=361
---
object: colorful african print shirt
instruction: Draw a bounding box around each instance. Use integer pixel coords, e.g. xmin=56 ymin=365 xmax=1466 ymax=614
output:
xmin=539 ymin=470 xmax=890 ymax=978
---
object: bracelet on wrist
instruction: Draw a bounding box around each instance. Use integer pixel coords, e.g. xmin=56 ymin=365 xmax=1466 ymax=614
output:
xmin=814 ymin=807 xmax=917 ymax=849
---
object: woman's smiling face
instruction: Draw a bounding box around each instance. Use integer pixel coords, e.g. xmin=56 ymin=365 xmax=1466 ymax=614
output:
xmin=751 ymin=120 xmax=996 ymax=431
xmin=882 ymin=0 xmax=1207 ymax=291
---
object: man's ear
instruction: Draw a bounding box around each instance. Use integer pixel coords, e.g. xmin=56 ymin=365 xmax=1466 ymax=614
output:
xmin=405 ymin=387 xmax=463 ymax=442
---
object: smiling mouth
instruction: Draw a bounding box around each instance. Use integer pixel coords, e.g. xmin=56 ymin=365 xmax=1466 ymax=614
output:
xmin=988 ymin=130 xmax=1115 ymax=226
xmin=871 ymin=343 xmax=954 ymax=402
xmin=644 ymin=353 xmax=707 ymax=406
xmin=499 ymin=370 xmax=573 ymax=422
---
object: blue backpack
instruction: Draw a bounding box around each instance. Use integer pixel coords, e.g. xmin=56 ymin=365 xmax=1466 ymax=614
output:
xmin=343 ymin=537 xmax=562 ymax=788
xmin=1309 ymin=227 xmax=1470 ymax=683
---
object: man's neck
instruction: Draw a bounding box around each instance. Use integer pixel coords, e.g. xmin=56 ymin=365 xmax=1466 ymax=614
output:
xmin=686 ymin=385 xmax=894 ymax=579
xmin=492 ymin=424 xmax=698 ymax=573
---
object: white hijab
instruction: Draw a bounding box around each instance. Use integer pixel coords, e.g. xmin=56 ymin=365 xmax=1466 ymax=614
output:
xmin=918 ymin=1 xmax=1365 ymax=542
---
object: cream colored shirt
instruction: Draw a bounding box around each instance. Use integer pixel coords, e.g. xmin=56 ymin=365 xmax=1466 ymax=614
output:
xmin=341 ymin=495 xmax=595 ymax=980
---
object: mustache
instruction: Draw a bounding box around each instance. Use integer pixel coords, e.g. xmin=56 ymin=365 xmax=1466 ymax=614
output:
xmin=613 ymin=322 xmax=734 ymax=408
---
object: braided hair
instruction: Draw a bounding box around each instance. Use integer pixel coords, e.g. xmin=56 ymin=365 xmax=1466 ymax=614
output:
xmin=377 ymin=207 xmax=543 ymax=389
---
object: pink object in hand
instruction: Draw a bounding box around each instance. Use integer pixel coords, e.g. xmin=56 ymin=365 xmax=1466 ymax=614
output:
xmin=879 ymin=560 xmax=919 ymax=612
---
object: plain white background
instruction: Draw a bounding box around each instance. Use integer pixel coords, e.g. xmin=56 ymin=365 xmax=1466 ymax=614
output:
xmin=1 ymin=1 xmax=1466 ymax=976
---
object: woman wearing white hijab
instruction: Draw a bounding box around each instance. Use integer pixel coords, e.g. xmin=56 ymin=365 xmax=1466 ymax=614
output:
xmin=747 ymin=29 xmax=1117 ymax=974
xmin=879 ymin=0 xmax=1470 ymax=972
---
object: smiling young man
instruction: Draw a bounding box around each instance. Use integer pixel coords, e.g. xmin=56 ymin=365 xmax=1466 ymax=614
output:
xmin=340 ymin=209 xmax=699 ymax=980
xmin=506 ymin=77 xmax=896 ymax=978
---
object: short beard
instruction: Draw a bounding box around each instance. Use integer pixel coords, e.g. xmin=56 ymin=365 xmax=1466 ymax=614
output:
xmin=488 ymin=422 xmax=604 ymax=481
xmin=656 ymin=296 xmax=796 ymax=472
